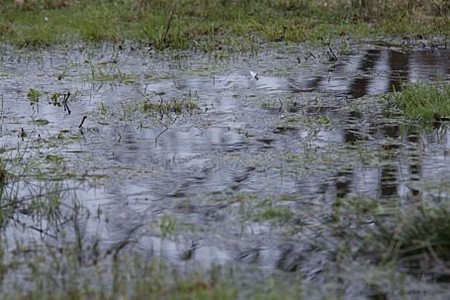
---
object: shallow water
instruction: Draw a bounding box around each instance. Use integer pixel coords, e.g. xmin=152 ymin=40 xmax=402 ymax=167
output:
xmin=1 ymin=39 xmax=450 ymax=296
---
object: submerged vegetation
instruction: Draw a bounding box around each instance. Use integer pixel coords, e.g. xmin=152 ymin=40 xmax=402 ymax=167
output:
xmin=0 ymin=0 xmax=449 ymax=48
xmin=140 ymin=97 xmax=200 ymax=115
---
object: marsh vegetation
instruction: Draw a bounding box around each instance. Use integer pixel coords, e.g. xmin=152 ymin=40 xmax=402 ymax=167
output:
xmin=1 ymin=0 xmax=450 ymax=299
xmin=0 ymin=0 xmax=448 ymax=48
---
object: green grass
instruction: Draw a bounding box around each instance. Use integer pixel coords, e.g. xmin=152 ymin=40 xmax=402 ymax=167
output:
xmin=258 ymin=205 xmax=294 ymax=222
xmin=331 ymin=192 xmax=450 ymax=279
xmin=0 ymin=251 xmax=312 ymax=300
xmin=0 ymin=159 xmax=8 ymax=186
xmin=390 ymin=82 xmax=450 ymax=124
xmin=120 ymin=96 xmax=200 ymax=119
xmin=86 ymin=59 xmax=138 ymax=83
xmin=387 ymin=203 xmax=450 ymax=264
xmin=141 ymin=97 xmax=200 ymax=114
xmin=0 ymin=0 xmax=448 ymax=48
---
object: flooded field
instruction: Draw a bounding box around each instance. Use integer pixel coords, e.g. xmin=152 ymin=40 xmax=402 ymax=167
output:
xmin=1 ymin=38 xmax=450 ymax=298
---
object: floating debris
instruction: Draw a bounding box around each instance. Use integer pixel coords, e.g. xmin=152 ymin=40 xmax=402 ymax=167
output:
xmin=79 ymin=115 xmax=87 ymax=128
xmin=18 ymin=128 xmax=26 ymax=139
xmin=63 ymin=92 xmax=71 ymax=115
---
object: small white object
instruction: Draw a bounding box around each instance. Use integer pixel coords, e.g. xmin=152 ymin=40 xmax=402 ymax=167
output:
xmin=44 ymin=17 xmax=49 ymax=22
xmin=250 ymin=71 xmax=258 ymax=80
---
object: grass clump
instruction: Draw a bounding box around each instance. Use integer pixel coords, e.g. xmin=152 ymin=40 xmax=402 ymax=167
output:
xmin=0 ymin=159 xmax=8 ymax=186
xmin=390 ymin=81 xmax=450 ymax=124
xmin=397 ymin=205 xmax=450 ymax=256
xmin=26 ymin=87 xmax=41 ymax=104
xmin=140 ymin=97 xmax=199 ymax=115
xmin=258 ymin=205 xmax=294 ymax=223
xmin=332 ymin=195 xmax=450 ymax=279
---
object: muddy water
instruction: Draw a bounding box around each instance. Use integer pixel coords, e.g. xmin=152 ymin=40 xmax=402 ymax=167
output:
xmin=1 ymin=41 xmax=450 ymax=286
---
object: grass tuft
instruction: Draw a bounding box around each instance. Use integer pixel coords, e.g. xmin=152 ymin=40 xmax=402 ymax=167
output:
xmin=258 ymin=205 xmax=294 ymax=223
xmin=384 ymin=203 xmax=450 ymax=273
xmin=390 ymin=81 xmax=450 ymax=124
xmin=0 ymin=159 xmax=8 ymax=186
xmin=140 ymin=97 xmax=200 ymax=115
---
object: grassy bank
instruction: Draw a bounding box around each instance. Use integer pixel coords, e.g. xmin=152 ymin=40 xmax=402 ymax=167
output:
xmin=0 ymin=0 xmax=449 ymax=49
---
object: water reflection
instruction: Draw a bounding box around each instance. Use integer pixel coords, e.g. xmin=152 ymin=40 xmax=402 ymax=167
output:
xmin=2 ymin=43 xmax=450 ymax=273
xmin=349 ymin=49 xmax=382 ymax=98
xmin=406 ymin=128 xmax=422 ymax=198
xmin=288 ymin=47 xmax=449 ymax=97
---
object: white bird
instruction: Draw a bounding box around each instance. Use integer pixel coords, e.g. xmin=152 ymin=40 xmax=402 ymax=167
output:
xmin=250 ymin=71 xmax=259 ymax=80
